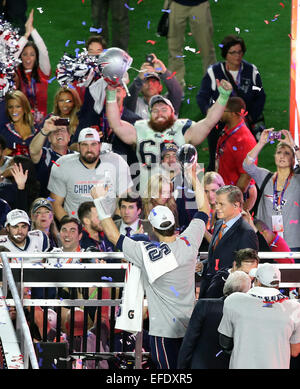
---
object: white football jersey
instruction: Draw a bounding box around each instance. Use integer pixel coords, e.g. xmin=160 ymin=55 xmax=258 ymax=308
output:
xmin=0 ymin=230 xmax=50 ymax=263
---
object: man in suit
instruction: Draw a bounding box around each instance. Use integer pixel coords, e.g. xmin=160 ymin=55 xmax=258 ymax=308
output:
xmin=116 ymin=194 xmax=158 ymax=241
xmin=177 ymin=270 xmax=251 ymax=369
xmin=199 ymin=185 xmax=258 ymax=298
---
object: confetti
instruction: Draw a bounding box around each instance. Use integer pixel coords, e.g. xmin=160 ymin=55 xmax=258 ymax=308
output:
xmin=170 ymin=286 xmax=179 ymax=297
xmin=232 ymin=146 xmax=237 ymax=151
xmin=101 ymin=276 xmax=113 ymax=281
xmin=90 ymin=27 xmax=102 ymax=34
xmin=215 ymin=258 xmax=220 ymax=271
xmin=82 ymin=21 xmax=86 ymax=25
xmin=124 ymin=3 xmax=134 ymax=10
xmin=37 ymin=7 xmax=43 ymax=13
xmin=51 ymin=160 xmax=60 ymax=167
xmin=162 ymin=9 xmax=171 ymax=13
xmin=147 ymin=20 xmax=150 ymax=29
xmin=264 ymin=20 xmax=269 ymax=24
xmin=146 ymin=40 xmax=156 ymax=45
xmin=288 ymin=34 xmax=294 ymax=40
xmin=294 ymin=201 xmax=299 ymax=207
xmin=65 ymin=40 xmax=70 ymax=47
xmin=48 ymin=76 xmax=56 ymax=84
xmin=76 ymin=40 xmax=85 ymax=45
xmin=138 ymin=0 xmax=143 ymax=3
xmin=280 ymin=2 xmax=285 ymax=7
xmin=180 ymin=236 xmax=191 ymax=246
xmin=184 ymin=45 xmax=196 ymax=53
xmin=166 ymin=71 xmax=176 ymax=80
xmin=290 ymin=220 xmax=298 ymax=224
xmin=235 ymin=27 xmax=240 ymax=34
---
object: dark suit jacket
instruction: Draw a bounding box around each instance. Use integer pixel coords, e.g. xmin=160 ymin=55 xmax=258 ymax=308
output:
xmin=114 ymin=218 xmax=158 ymax=242
xmin=177 ymin=297 xmax=230 ymax=369
xmin=200 ymin=217 xmax=258 ymax=297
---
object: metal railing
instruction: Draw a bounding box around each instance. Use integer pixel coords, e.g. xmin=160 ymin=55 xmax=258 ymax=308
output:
xmin=1 ymin=250 xmax=300 ymax=369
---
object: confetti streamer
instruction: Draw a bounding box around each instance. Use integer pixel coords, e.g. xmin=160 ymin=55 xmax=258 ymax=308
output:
xmin=162 ymin=9 xmax=171 ymax=13
xmin=290 ymin=220 xmax=298 ymax=224
xmin=90 ymin=27 xmax=102 ymax=34
xmin=125 ymin=3 xmax=134 ymax=10
xmin=146 ymin=40 xmax=156 ymax=45
xmin=51 ymin=160 xmax=60 ymax=167
xmin=48 ymin=76 xmax=56 ymax=84
xmin=166 ymin=71 xmax=176 ymax=80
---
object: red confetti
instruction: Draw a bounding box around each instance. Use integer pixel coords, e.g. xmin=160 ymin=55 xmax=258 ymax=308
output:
xmin=280 ymin=2 xmax=285 ymax=7
xmin=167 ymin=71 xmax=176 ymax=80
xmin=294 ymin=201 xmax=299 ymax=207
xmin=146 ymin=40 xmax=156 ymax=45
xmin=215 ymin=259 xmax=220 ymax=271
xmin=180 ymin=236 xmax=191 ymax=246
xmin=71 ymin=211 xmax=76 ymax=215
xmin=137 ymin=0 xmax=143 ymax=3
xmin=288 ymin=34 xmax=294 ymax=40
xmin=290 ymin=220 xmax=298 ymax=224
xmin=264 ymin=20 xmax=269 ymax=24
xmin=51 ymin=160 xmax=60 ymax=167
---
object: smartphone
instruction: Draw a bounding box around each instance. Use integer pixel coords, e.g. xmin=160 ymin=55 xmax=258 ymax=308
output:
xmin=145 ymin=54 xmax=154 ymax=65
xmin=54 ymin=118 xmax=70 ymax=126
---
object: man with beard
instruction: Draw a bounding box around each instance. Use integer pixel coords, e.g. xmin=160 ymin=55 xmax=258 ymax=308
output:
xmin=77 ymin=200 xmax=114 ymax=253
xmin=47 ymin=127 xmax=133 ymax=221
xmin=0 ymin=209 xmax=50 ymax=262
xmin=105 ymin=80 xmax=232 ymax=196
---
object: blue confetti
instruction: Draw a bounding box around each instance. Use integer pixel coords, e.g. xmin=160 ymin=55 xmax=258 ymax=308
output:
xmin=82 ymin=21 xmax=86 ymax=25
xmin=170 ymin=286 xmax=179 ymax=297
xmin=76 ymin=40 xmax=85 ymax=45
xmin=162 ymin=9 xmax=171 ymax=13
xmin=147 ymin=20 xmax=150 ymax=29
xmin=65 ymin=40 xmax=70 ymax=47
xmin=90 ymin=27 xmax=102 ymax=34
xmin=75 ymin=48 xmax=80 ymax=57
xmin=101 ymin=276 xmax=113 ymax=282
xmin=48 ymin=76 xmax=56 ymax=84
xmin=125 ymin=3 xmax=134 ymax=10
xmin=47 ymin=197 xmax=55 ymax=202
xmin=232 ymin=146 xmax=237 ymax=151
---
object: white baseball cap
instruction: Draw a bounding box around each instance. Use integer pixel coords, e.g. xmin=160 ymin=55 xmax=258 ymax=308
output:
xmin=78 ymin=127 xmax=100 ymax=143
xmin=148 ymin=205 xmax=175 ymax=230
xmin=249 ymin=263 xmax=281 ymax=287
xmin=5 ymin=209 xmax=30 ymax=227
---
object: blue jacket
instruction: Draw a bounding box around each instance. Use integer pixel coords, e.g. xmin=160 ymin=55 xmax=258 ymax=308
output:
xmin=196 ymin=60 xmax=266 ymax=123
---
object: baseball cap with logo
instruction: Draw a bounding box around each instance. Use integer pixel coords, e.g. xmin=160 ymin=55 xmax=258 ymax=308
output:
xmin=78 ymin=127 xmax=100 ymax=143
xmin=148 ymin=205 xmax=175 ymax=230
xmin=161 ymin=142 xmax=179 ymax=158
xmin=32 ymin=198 xmax=53 ymax=214
xmin=149 ymin=95 xmax=175 ymax=112
xmin=249 ymin=263 xmax=281 ymax=287
xmin=5 ymin=209 xmax=30 ymax=227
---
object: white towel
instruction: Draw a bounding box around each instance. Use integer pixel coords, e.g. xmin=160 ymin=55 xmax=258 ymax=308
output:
xmin=115 ymin=263 xmax=144 ymax=334
xmin=140 ymin=241 xmax=178 ymax=284
xmin=89 ymin=77 xmax=107 ymax=114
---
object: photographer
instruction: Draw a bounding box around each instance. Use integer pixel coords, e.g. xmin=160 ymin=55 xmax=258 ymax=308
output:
xmin=243 ymin=128 xmax=300 ymax=255
xmin=29 ymin=116 xmax=74 ymax=197
xmin=124 ymin=53 xmax=183 ymax=119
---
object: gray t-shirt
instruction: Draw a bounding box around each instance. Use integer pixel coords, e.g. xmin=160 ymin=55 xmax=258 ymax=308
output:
xmin=218 ymin=287 xmax=300 ymax=369
xmin=118 ymin=213 xmax=206 ymax=338
xmin=48 ymin=152 xmax=133 ymax=218
xmin=243 ymin=162 xmax=300 ymax=248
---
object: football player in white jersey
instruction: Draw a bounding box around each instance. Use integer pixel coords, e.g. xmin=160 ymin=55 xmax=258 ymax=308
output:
xmin=0 ymin=209 xmax=50 ymax=263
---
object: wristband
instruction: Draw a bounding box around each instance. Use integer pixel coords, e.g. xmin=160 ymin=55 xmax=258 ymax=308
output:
xmin=247 ymin=155 xmax=256 ymax=163
xmin=93 ymin=197 xmax=112 ymax=220
xmin=106 ymin=89 xmax=117 ymax=103
xmin=217 ymin=85 xmax=232 ymax=106
xmin=40 ymin=129 xmax=48 ymax=136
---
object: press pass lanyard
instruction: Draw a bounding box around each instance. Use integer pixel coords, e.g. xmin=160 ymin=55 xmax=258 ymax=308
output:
xmin=216 ymin=121 xmax=244 ymax=160
xmin=272 ymin=172 xmax=293 ymax=212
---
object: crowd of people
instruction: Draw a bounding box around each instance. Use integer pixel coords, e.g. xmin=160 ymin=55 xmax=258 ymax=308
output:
xmin=0 ymin=2 xmax=300 ymax=371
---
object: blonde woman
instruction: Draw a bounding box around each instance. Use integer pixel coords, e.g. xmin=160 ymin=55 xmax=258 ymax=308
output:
xmin=30 ymin=197 xmax=61 ymax=247
xmin=204 ymin=171 xmax=225 ymax=234
xmin=0 ymin=90 xmax=38 ymax=157
xmin=142 ymin=173 xmax=179 ymax=230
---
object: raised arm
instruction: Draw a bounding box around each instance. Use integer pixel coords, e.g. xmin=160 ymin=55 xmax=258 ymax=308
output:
xmin=29 ymin=116 xmax=60 ymax=163
xmin=91 ymin=184 xmax=121 ymax=246
xmin=184 ymin=79 xmax=232 ymax=146
xmin=243 ymin=128 xmax=273 ymax=167
xmin=105 ymin=86 xmax=137 ymax=145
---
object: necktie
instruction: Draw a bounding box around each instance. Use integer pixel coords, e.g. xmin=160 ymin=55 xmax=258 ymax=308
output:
xmin=213 ymin=223 xmax=227 ymax=250
xmin=125 ymin=227 xmax=132 ymax=237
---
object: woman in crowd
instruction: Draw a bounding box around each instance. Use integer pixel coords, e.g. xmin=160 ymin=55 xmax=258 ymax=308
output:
xmin=243 ymin=128 xmax=300 ymax=257
xmin=142 ymin=173 xmax=179 ymax=231
xmin=30 ymin=198 xmax=61 ymax=248
xmin=47 ymin=87 xmax=82 ymax=139
xmin=0 ymin=90 xmax=38 ymax=157
xmin=14 ymin=9 xmax=51 ymax=126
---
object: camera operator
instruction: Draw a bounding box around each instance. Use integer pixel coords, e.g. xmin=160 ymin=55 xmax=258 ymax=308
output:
xmin=29 ymin=116 xmax=74 ymax=197
xmin=124 ymin=53 xmax=183 ymax=119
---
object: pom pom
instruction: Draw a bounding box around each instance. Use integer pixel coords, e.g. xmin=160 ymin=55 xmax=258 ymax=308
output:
xmin=0 ymin=16 xmax=22 ymax=99
xmin=55 ymin=49 xmax=102 ymax=87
